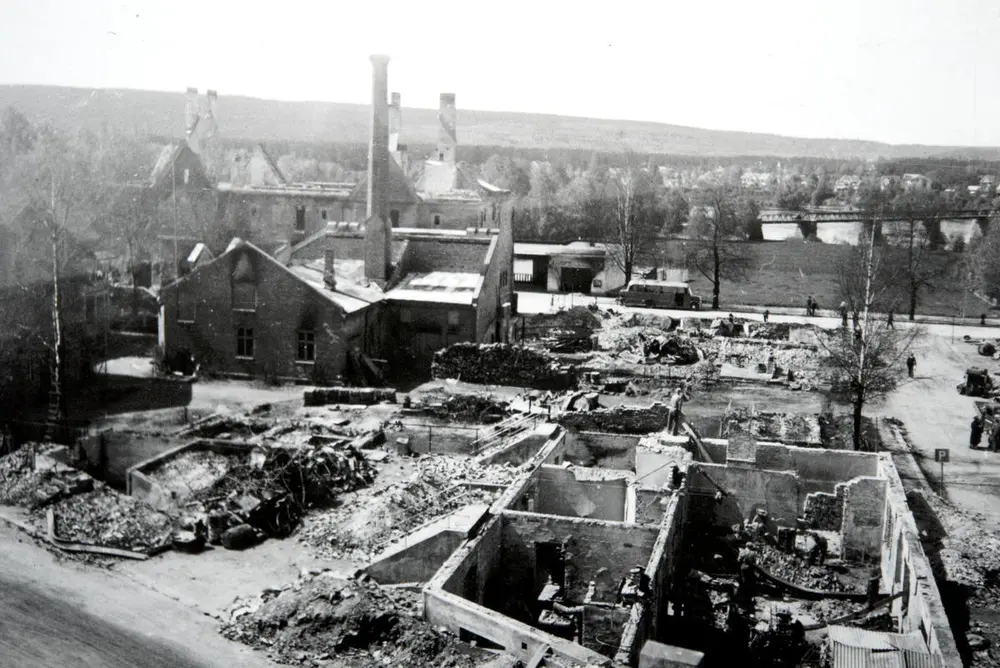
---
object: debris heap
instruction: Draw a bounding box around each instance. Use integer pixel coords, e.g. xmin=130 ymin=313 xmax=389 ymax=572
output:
xmin=299 ymin=455 xmax=514 ymax=561
xmin=432 ymin=343 xmax=573 ymax=389
xmin=222 ymin=572 xmax=506 ymax=667
xmin=41 ymin=483 xmax=173 ymax=552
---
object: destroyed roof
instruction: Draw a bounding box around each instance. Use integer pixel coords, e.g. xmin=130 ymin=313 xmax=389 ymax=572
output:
xmin=217 ymin=181 xmax=355 ymax=198
xmin=828 ymin=626 xmax=939 ymax=668
xmin=384 ymin=271 xmax=483 ymax=305
xmin=148 ymin=143 xmax=212 ymax=192
xmin=349 ymin=157 xmax=421 ymax=204
xmin=413 ymin=161 xmax=508 ymax=200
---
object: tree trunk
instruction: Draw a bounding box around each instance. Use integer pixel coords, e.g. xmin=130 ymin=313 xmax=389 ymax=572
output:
xmin=908 ymin=283 xmax=918 ymax=322
xmin=50 ymin=230 xmax=64 ymax=424
xmin=624 ymin=261 xmax=632 ymax=286
xmin=712 ymin=240 xmax=721 ymax=310
xmin=852 ymin=396 xmax=864 ymax=450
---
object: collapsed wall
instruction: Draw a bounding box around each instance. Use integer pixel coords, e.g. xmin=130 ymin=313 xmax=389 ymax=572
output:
xmin=557 ymin=403 xmax=672 ymax=435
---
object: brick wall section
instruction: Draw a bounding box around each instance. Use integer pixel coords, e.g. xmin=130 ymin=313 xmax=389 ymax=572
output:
xmin=160 ymin=243 xmax=359 ymax=383
xmin=840 ymin=476 xmax=887 ymax=560
xmin=802 ymin=484 xmax=846 ymax=530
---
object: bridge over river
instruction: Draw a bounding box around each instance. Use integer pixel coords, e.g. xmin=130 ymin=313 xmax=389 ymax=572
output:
xmin=759 ymin=207 xmax=992 ymax=244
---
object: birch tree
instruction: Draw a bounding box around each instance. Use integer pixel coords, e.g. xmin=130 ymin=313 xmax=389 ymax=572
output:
xmin=604 ymin=163 xmax=664 ymax=285
xmin=820 ymin=225 xmax=920 ymax=448
xmin=690 ymin=181 xmax=755 ymax=310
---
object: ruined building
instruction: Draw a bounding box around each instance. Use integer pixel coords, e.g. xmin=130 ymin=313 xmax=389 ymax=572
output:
xmin=158 ymin=56 xmax=514 ymax=381
xmin=383 ymin=421 xmax=961 ymax=667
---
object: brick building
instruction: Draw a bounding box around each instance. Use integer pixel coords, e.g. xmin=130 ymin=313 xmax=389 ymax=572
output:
xmin=159 ymin=55 xmax=514 ymax=381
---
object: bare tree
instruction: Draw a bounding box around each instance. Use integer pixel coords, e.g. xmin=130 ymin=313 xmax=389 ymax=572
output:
xmin=2 ymin=126 xmax=100 ymax=423
xmin=883 ymin=190 xmax=952 ymax=320
xmin=604 ymin=164 xmax=663 ymax=285
xmin=819 ymin=225 xmax=920 ymax=448
xmin=690 ymin=181 xmax=755 ymax=309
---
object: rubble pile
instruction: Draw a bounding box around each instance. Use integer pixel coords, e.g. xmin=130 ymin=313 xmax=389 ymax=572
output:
xmin=40 ymin=483 xmax=173 ymax=552
xmin=724 ymin=409 xmax=822 ymax=447
xmin=558 ymin=403 xmax=672 ymax=434
xmin=299 ymin=455 xmax=514 ymax=560
xmin=432 ymin=343 xmax=573 ymax=390
xmin=222 ymin=572 xmax=504 ymax=667
xmin=522 ymin=306 xmax=603 ymax=334
xmin=185 ymin=415 xmax=276 ymax=440
xmin=146 ymin=449 xmax=232 ymax=498
xmin=713 ymin=339 xmax=828 ymax=389
xmin=196 ymin=443 xmax=375 ymax=512
xmin=754 ymin=542 xmax=854 ymax=593
xmin=746 ymin=323 xmax=792 ymax=341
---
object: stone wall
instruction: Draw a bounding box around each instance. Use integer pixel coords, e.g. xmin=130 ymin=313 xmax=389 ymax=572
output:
xmin=563 ymin=431 xmax=640 ymax=470
xmin=513 ymin=466 xmax=629 ymax=522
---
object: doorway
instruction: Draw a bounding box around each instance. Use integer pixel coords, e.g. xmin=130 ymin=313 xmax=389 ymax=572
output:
xmin=560 ymin=267 xmax=593 ymax=294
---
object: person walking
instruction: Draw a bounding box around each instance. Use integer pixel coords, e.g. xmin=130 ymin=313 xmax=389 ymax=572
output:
xmin=906 ymin=353 xmax=916 ymax=378
xmin=806 ymin=296 xmax=814 ymax=317
xmin=982 ymin=313 xmax=988 ymax=327
xmin=971 ymin=415 xmax=984 ymax=449
xmin=887 ymin=310 xmax=894 ymax=329
xmin=763 ymin=309 xmax=770 ymax=323
xmin=839 ymin=301 xmax=848 ymax=328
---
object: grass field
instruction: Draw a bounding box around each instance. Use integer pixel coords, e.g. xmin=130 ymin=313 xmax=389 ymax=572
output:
xmin=658 ymin=240 xmax=984 ymax=318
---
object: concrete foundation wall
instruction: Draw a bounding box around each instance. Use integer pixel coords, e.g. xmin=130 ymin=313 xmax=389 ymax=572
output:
xmin=636 ymin=446 xmax=692 ymax=489
xmin=563 ymin=431 xmax=640 ymax=470
xmin=840 ymin=476 xmax=887 ymax=560
xmin=876 ymin=455 xmax=960 ymax=665
xmin=499 ymin=511 xmax=660 ymax=604
xmin=367 ymin=530 xmax=467 ymax=585
xmin=687 ymin=462 xmax=801 ymax=527
xmin=514 ymin=466 xmax=628 ymax=522
xmin=754 ymin=444 xmax=878 ymax=493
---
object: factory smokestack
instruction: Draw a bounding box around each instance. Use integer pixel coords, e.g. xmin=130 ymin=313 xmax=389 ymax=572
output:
xmin=365 ymin=54 xmax=392 ymax=283
xmin=389 ymin=92 xmax=401 ymax=154
xmin=437 ymin=93 xmax=457 ymax=165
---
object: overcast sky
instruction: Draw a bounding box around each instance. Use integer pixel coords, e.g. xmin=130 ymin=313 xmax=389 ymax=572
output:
xmin=1 ymin=0 xmax=999 ymax=147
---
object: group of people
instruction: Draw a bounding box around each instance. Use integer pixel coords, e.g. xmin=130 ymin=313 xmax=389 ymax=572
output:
xmin=805 ymin=296 xmax=819 ymax=317
xmin=971 ymin=411 xmax=1000 ymax=451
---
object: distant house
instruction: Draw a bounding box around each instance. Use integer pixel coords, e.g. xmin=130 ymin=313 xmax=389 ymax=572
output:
xmin=740 ymin=171 xmax=774 ymax=191
xmin=902 ymin=173 xmax=933 ymax=192
xmin=833 ymin=175 xmax=861 ymax=197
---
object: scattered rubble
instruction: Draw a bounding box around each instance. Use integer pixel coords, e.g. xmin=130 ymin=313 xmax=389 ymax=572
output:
xmin=299 ymin=455 xmax=514 ymax=561
xmin=724 ymin=409 xmax=821 ymax=447
xmin=222 ymin=572 xmax=506 ymax=667
xmin=416 ymin=392 xmax=509 ymax=424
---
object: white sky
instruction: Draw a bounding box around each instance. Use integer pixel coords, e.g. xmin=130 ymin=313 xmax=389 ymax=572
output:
xmin=1 ymin=0 xmax=999 ymax=146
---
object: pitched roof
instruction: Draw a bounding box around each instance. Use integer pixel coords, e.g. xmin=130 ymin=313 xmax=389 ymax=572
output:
xmin=413 ymin=161 xmax=506 ymax=200
xmin=384 ymin=271 xmax=483 ymax=305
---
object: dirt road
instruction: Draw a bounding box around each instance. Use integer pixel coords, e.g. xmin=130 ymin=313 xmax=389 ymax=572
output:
xmin=0 ymin=522 xmax=278 ymax=668
xmin=877 ymin=334 xmax=1000 ymax=528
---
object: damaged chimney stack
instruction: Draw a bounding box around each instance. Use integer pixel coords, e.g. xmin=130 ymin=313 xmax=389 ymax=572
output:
xmin=364 ymin=54 xmax=392 ymax=284
xmin=437 ymin=93 xmax=457 ymax=165
xmin=389 ymin=92 xmax=401 ymax=154
xmin=184 ymin=87 xmax=199 ymax=135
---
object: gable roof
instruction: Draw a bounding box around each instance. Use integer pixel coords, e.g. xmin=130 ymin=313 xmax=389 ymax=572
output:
xmin=149 ymin=144 xmax=212 ymax=193
xmin=162 ymin=239 xmax=377 ymax=315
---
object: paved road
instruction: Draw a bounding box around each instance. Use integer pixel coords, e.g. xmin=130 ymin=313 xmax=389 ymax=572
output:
xmin=0 ymin=521 xmax=277 ymax=668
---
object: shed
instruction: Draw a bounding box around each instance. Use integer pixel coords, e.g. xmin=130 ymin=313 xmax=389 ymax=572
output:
xmin=828 ymin=626 xmax=942 ymax=668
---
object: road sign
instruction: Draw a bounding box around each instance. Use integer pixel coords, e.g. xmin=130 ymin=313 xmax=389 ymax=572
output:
xmin=934 ymin=449 xmax=950 ymax=463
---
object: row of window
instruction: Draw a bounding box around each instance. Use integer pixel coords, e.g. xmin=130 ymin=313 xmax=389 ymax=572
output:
xmin=235 ymin=328 xmax=315 ymax=362
xmin=288 ymin=207 xmax=406 ymax=232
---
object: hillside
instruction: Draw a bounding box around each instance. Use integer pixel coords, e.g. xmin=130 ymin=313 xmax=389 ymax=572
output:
xmin=2 ymin=84 xmax=999 ymax=160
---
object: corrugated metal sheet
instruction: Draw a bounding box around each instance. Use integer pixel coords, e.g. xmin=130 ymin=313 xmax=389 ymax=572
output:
xmin=829 ymin=626 xmax=942 ymax=668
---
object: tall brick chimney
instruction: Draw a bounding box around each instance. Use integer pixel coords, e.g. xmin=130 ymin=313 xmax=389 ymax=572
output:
xmin=365 ymin=55 xmax=392 ymax=283
xmin=184 ymin=87 xmax=199 ymax=135
xmin=389 ymin=92 xmax=401 ymax=154
xmin=203 ymin=89 xmax=219 ymax=142
xmin=437 ymin=93 xmax=457 ymax=165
